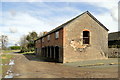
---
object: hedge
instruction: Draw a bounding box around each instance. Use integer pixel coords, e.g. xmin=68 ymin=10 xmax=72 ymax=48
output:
xmin=9 ymin=46 xmax=21 ymax=50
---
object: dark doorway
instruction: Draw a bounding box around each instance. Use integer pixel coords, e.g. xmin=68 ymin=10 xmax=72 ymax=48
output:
xmin=45 ymin=47 xmax=47 ymax=57
xmin=48 ymin=46 xmax=50 ymax=58
xmin=43 ymin=48 xmax=45 ymax=57
xmin=51 ymin=46 xmax=54 ymax=59
xmin=83 ymin=31 xmax=90 ymax=44
xmin=55 ymin=46 xmax=59 ymax=61
xmin=41 ymin=48 xmax=44 ymax=57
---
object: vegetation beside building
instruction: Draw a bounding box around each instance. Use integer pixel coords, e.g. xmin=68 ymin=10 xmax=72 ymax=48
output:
xmin=9 ymin=46 xmax=21 ymax=50
xmin=108 ymin=31 xmax=120 ymax=58
xmin=19 ymin=31 xmax=38 ymax=53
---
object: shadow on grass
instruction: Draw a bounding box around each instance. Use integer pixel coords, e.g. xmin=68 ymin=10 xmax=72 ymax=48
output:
xmin=13 ymin=51 xmax=21 ymax=54
xmin=13 ymin=51 xmax=35 ymax=55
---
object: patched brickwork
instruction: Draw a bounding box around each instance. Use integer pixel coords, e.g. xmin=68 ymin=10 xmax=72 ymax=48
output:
xmin=63 ymin=12 xmax=108 ymax=63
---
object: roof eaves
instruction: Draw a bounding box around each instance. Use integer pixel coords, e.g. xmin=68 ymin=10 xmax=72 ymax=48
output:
xmin=36 ymin=11 xmax=109 ymax=41
xmin=36 ymin=11 xmax=88 ymax=41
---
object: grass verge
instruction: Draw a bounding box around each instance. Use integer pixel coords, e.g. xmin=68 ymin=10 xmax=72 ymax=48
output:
xmin=1 ymin=54 xmax=14 ymax=77
xmin=2 ymin=50 xmax=20 ymax=54
xmin=17 ymin=51 xmax=35 ymax=54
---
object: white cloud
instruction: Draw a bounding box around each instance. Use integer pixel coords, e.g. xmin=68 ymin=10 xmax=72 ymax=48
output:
xmin=7 ymin=34 xmax=20 ymax=46
xmin=95 ymin=13 xmax=118 ymax=33
xmin=3 ymin=12 xmax=50 ymax=32
xmin=0 ymin=32 xmax=4 ymax=35
xmin=2 ymin=11 xmax=77 ymax=46
xmin=88 ymin=1 xmax=118 ymax=21
xmin=110 ymin=6 xmax=118 ymax=21
xmin=87 ymin=1 xmax=118 ymax=32
xmin=9 ymin=27 xmax=18 ymax=33
xmin=89 ymin=0 xmax=118 ymax=9
xmin=1 ymin=1 xmax=119 ymax=46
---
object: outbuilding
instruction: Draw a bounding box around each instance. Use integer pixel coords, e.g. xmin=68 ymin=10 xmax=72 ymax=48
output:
xmin=35 ymin=11 xmax=108 ymax=63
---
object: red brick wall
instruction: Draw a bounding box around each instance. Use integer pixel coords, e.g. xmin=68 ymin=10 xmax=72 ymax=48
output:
xmin=35 ymin=28 xmax=63 ymax=48
xmin=35 ymin=39 xmax=42 ymax=48
xmin=42 ymin=28 xmax=63 ymax=47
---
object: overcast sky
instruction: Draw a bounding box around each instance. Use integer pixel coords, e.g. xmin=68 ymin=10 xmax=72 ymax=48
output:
xmin=0 ymin=0 xmax=119 ymax=46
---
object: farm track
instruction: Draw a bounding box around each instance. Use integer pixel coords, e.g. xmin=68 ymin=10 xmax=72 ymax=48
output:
xmin=11 ymin=54 xmax=118 ymax=78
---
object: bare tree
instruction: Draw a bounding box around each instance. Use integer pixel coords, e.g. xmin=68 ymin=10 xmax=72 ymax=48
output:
xmin=38 ymin=31 xmax=48 ymax=37
xmin=19 ymin=35 xmax=28 ymax=52
xmin=38 ymin=32 xmax=44 ymax=37
xmin=0 ymin=35 xmax=8 ymax=50
xmin=19 ymin=35 xmax=28 ymax=47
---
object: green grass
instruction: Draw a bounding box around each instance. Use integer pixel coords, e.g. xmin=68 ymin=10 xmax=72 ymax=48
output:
xmin=1 ymin=54 xmax=14 ymax=77
xmin=2 ymin=50 xmax=20 ymax=53
xmin=0 ymin=56 xmax=2 ymax=76
xmin=2 ymin=50 xmax=35 ymax=55
xmin=17 ymin=51 xmax=35 ymax=54
xmin=0 ymin=50 xmax=34 ymax=77
xmin=2 ymin=54 xmax=13 ymax=64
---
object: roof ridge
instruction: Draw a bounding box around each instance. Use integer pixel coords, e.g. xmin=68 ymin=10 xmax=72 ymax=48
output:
xmin=36 ymin=11 xmax=88 ymax=40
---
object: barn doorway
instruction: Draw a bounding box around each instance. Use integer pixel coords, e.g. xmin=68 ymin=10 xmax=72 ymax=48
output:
xmin=55 ymin=46 xmax=59 ymax=62
xmin=42 ymin=47 xmax=45 ymax=57
xmin=48 ymin=46 xmax=50 ymax=58
xmin=45 ymin=47 xmax=47 ymax=57
xmin=83 ymin=31 xmax=90 ymax=44
xmin=41 ymin=48 xmax=43 ymax=57
xmin=51 ymin=46 xmax=54 ymax=59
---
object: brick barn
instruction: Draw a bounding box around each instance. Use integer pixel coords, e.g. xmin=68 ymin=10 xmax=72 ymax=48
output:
xmin=35 ymin=11 xmax=108 ymax=63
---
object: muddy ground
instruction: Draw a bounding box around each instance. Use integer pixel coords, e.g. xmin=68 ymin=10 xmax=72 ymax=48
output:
xmin=9 ymin=54 xmax=118 ymax=78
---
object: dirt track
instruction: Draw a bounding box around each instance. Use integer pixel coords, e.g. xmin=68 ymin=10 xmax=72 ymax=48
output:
xmin=12 ymin=54 xmax=118 ymax=78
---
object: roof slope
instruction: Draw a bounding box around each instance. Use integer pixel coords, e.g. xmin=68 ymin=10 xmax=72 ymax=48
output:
xmin=36 ymin=11 xmax=109 ymax=41
xmin=108 ymin=31 xmax=120 ymax=41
